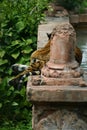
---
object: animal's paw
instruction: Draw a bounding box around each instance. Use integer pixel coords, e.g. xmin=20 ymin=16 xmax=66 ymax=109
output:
xmin=11 ymin=64 xmax=28 ymax=75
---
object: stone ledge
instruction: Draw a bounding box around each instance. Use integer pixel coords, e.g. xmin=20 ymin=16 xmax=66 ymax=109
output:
xmin=27 ymin=82 xmax=87 ymax=102
xmin=69 ymin=14 xmax=87 ymax=23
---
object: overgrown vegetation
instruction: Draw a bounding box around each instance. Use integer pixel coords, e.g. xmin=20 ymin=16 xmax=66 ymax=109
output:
xmin=0 ymin=0 xmax=51 ymax=128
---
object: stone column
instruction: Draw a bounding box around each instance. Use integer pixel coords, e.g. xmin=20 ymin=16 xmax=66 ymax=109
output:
xmin=27 ymin=23 xmax=87 ymax=130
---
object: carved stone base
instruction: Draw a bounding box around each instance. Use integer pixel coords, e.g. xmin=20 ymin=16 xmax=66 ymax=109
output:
xmin=27 ymin=76 xmax=87 ymax=130
xmin=41 ymin=63 xmax=85 ymax=86
xmin=32 ymin=104 xmax=87 ymax=130
xmin=41 ymin=65 xmax=83 ymax=78
xmin=31 ymin=74 xmax=87 ymax=87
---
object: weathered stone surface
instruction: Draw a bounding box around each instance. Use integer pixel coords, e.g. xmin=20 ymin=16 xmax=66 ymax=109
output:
xmin=38 ymin=23 xmax=84 ymax=88
xmin=69 ymin=15 xmax=79 ymax=23
xmin=42 ymin=65 xmax=83 ymax=78
xmin=79 ymin=14 xmax=87 ymax=22
xmin=36 ymin=109 xmax=87 ymax=130
xmin=32 ymin=105 xmax=87 ymax=130
xmin=27 ymin=78 xmax=87 ymax=103
xmin=70 ymin=14 xmax=87 ymax=24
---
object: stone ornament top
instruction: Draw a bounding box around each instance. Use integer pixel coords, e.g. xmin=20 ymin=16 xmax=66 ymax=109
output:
xmin=41 ymin=23 xmax=84 ymax=86
xmin=48 ymin=23 xmax=77 ymax=68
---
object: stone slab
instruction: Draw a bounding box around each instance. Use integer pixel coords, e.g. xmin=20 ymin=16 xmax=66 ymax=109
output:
xmin=69 ymin=14 xmax=79 ymax=23
xmin=27 ymin=80 xmax=87 ymax=102
xmin=79 ymin=14 xmax=87 ymax=22
xmin=34 ymin=107 xmax=87 ymax=130
xmin=70 ymin=14 xmax=87 ymax=24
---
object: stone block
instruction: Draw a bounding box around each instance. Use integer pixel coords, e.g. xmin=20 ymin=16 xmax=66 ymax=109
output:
xmin=79 ymin=14 xmax=87 ymax=22
xmin=27 ymin=78 xmax=87 ymax=103
xmin=69 ymin=14 xmax=87 ymax=24
xmin=69 ymin=15 xmax=79 ymax=24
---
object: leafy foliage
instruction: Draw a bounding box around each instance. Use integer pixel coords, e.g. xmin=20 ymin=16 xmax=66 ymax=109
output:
xmin=0 ymin=0 xmax=51 ymax=126
xmin=0 ymin=119 xmax=32 ymax=130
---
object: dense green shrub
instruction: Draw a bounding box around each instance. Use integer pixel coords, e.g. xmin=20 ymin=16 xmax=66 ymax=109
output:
xmin=0 ymin=0 xmax=51 ymax=126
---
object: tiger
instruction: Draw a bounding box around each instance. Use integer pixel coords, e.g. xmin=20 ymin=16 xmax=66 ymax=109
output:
xmin=9 ymin=39 xmax=50 ymax=88
xmin=9 ymin=33 xmax=82 ymax=89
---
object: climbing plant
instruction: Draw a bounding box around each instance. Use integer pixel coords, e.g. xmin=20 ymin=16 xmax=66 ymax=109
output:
xmin=0 ymin=0 xmax=52 ymax=126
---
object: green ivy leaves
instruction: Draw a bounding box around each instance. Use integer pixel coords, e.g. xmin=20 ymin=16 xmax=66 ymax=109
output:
xmin=0 ymin=0 xmax=51 ymax=125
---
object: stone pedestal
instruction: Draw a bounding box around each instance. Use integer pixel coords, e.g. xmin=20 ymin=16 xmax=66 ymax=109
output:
xmin=27 ymin=6 xmax=87 ymax=129
xmin=27 ymin=82 xmax=87 ymax=130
